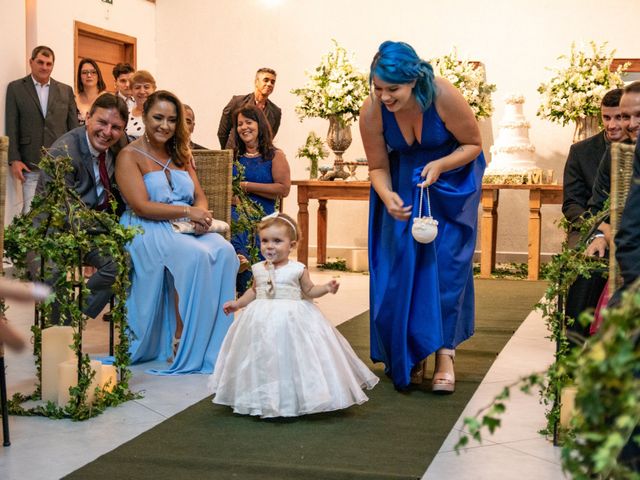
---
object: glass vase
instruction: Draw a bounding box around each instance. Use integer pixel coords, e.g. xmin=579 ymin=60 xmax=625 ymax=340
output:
xmin=309 ymin=158 xmax=318 ymax=179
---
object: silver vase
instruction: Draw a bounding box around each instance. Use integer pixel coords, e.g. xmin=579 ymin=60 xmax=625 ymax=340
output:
xmin=325 ymin=115 xmax=351 ymax=180
xmin=572 ymin=116 xmax=600 ymax=143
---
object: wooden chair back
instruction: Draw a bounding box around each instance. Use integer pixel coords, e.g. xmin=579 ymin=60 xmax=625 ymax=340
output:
xmin=192 ymin=149 xmax=233 ymax=240
xmin=609 ymin=142 xmax=636 ymax=292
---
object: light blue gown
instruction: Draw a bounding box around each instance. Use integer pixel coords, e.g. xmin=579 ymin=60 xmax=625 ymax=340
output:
xmin=120 ymin=147 xmax=239 ymax=375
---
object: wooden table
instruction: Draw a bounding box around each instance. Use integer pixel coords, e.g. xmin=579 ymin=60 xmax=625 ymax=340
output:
xmin=292 ymin=180 xmax=370 ymax=265
xmin=293 ymin=180 xmax=563 ymax=280
xmin=480 ymin=184 xmax=563 ymax=280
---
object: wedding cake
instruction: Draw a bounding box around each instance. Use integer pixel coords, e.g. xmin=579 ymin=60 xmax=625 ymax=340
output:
xmin=484 ymin=94 xmax=539 ymax=183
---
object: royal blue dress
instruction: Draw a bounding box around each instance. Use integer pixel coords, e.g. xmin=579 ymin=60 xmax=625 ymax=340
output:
xmin=231 ymin=154 xmax=277 ymax=293
xmin=120 ymin=146 xmax=239 ymax=375
xmin=368 ymin=104 xmax=485 ymax=389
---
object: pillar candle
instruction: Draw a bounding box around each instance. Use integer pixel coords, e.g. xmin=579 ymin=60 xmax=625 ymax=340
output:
xmin=560 ymin=386 xmax=578 ymax=428
xmin=41 ymin=326 xmax=75 ymax=403
xmin=57 ymin=359 xmax=102 ymax=406
xmin=100 ymin=364 xmax=117 ymax=392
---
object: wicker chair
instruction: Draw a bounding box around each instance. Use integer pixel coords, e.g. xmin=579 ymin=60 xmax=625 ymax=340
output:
xmin=609 ymin=142 xmax=636 ymax=293
xmin=192 ymin=149 xmax=233 ymax=240
xmin=0 ymin=137 xmax=10 ymax=446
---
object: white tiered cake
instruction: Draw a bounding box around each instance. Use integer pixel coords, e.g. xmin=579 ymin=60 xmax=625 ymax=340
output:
xmin=484 ymin=94 xmax=540 ymax=184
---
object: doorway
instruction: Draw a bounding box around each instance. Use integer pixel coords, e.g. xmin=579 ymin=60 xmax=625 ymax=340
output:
xmin=74 ymin=21 xmax=136 ymax=93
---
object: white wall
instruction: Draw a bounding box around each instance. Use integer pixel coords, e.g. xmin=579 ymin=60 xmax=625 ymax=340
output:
xmin=154 ymin=0 xmax=639 ymax=262
xmin=3 ymin=0 xmax=638 ymax=261
xmin=0 ymin=0 xmax=156 ymax=222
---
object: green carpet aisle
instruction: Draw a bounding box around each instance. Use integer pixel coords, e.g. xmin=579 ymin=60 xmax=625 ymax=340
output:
xmin=66 ymin=279 xmax=547 ymax=480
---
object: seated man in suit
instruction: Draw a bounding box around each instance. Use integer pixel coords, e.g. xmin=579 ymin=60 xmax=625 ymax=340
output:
xmin=35 ymin=93 xmax=127 ymax=322
xmin=563 ymin=88 xmax=624 ymax=344
xmin=5 ymin=45 xmax=78 ymax=213
xmin=217 ymin=67 xmax=281 ymax=149
xmin=586 ymin=81 xmax=640 ymax=257
xmin=563 ymin=88 xmax=624 ymax=246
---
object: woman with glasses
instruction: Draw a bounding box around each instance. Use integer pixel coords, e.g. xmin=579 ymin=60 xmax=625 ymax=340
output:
xmin=75 ymin=58 xmax=107 ymax=125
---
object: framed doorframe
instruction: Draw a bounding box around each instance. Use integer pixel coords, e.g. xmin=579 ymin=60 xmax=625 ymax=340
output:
xmin=74 ymin=21 xmax=137 ymax=69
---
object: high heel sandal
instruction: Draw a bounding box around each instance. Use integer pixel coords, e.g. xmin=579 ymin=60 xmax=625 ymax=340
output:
xmin=432 ymin=349 xmax=455 ymax=394
xmin=410 ymin=358 xmax=427 ymax=384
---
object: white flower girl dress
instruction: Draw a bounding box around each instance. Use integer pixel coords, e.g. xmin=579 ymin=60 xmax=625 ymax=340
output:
xmin=209 ymin=260 xmax=378 ymax=418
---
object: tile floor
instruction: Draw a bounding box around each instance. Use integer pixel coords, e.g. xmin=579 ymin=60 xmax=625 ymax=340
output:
xmin=0 ymin=266 xmax=565 ymax=480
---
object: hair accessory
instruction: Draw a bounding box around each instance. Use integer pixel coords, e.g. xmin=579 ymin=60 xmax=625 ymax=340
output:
xmin=411 ymin=183 xmax=438 ymax=244
xmin=261 ymin=212 xmax=297 ymax=240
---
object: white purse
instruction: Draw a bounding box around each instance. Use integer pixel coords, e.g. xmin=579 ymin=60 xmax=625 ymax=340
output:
xmin=411 ymin=183 xmax=438 ymax=244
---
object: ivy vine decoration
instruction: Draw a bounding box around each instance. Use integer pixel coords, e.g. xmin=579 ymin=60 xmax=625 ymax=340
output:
xmin=231 ymin=159 xmax=266 ymax=269
xmin=2 ymin=153 xmax=141 ymax=420
xmin=454 ymin=208 xmax=621 ymax=477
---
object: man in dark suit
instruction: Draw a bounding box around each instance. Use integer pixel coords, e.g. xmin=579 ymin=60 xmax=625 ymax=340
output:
xmin=5 ymin=45 xmax=78 ymax=213
xmin=563 ymin=88 xmax=624 ymax=246
xmin=217 ymin=67 xmax=281 ymax=149
xmin=36 ymin=94 xmax=127 ymax=321
xmin=585 ymin=81 xmax=640 ymax=257
xmin=184 ymin=104 xmax=207 ymax=150
xmin=562 ymin=88 xmax=625 ymax=345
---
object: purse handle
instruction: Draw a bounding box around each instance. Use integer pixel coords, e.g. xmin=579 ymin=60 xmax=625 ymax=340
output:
xmin=418 ymin=183 xmax=432 ymax=218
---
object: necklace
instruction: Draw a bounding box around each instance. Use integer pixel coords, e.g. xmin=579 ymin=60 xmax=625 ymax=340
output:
xmin=244 ymin=150 xmax=261 ymax=158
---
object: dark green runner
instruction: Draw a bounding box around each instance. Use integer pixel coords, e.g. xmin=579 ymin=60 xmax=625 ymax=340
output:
xmin=66 ymin=279 xmax=547 ymax=480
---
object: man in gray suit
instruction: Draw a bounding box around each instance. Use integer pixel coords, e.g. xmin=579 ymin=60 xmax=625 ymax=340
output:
xmin=36 ymin=94 xmax=127 ymax=321
xmin=5 ymin=45 xmax=78 ymax=213
xmin=217 ymin=67 xmax=281 ymax=148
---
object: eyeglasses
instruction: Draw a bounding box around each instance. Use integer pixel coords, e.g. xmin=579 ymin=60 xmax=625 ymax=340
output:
xmin=81 ymin=70 xmax=97 ymax=76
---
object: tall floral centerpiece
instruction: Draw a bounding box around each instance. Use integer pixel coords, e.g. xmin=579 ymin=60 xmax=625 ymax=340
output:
xmin=297 ymin=131 xmax=329 ymax=179
xmin=431 ymin=49 xmax=496 ymax=120
xmin=291 ymin=40 xmax=369 ymax=179
xmin=537 ymin=41 xmax=627 ymax=143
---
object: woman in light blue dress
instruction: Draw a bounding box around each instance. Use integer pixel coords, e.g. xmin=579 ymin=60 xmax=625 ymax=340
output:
xmin=230 ymin=105 xmax=290 ymax=293
xmin=361 ymin=41 xmax=485 ymax=391
xmin=116 ymin=90 xmax=239 ymax=375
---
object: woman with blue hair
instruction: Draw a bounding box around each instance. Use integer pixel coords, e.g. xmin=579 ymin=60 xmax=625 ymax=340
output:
xmin=360 ymin=41 xmax=485 ymax=392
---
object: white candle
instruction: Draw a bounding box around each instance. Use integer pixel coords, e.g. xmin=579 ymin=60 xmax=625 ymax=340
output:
xmin=560 ymin=386 xmax=578 ymax=428
xmin=57 ymin=359 xmax=102 ymax=406
xmin=41 ymin=326 xmax=75 ymax=403
xmin=100 ymin=365 xmax=117 ymax=392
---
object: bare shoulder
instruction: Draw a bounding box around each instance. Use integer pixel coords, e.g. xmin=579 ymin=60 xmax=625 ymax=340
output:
xmin=359 ymin=96 xmax=382 ymax=133
xmin=433 ymin=77 xmax=457 ymax=102
xmin=273 ymin=148 xmax=287 ymax=161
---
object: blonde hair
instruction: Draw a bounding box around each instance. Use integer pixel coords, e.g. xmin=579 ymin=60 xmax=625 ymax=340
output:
xmin=258 ymin=213 xmax=300 ymax=241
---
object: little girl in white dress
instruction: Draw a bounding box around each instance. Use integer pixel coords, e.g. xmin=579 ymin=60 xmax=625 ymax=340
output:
xmin=209 ymin=213 xmax=378 ymax=418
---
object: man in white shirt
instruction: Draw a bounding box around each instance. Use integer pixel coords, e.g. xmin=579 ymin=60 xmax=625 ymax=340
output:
xmin=35 ymin=94 xmax=127 ymax=321
xmin=5 ymin=45 xmax=78 ymax=212
xmin=112 ymin=63 xmax=135 ymax=112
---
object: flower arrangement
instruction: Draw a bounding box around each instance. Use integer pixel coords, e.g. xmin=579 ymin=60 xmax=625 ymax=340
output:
xmin=537 ymin=41 xmax=628 ymax=126
xmin=291 ymin=40 xmax=369 ymax=125
xmin=297 ymin=131 xmax=329 ymax=179
xmin=431 ymin=49 xmax=496 ymax=119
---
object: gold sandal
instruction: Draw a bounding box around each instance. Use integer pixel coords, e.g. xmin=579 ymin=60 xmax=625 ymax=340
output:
xmin=432 ymin=349 xmax=455 ymax=394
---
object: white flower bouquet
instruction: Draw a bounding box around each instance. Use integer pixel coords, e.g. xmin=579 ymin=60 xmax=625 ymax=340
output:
xmin=297 ymin=131 xmax=329 ymax=179
xmin=537 ymin=41 xmax=627 ymax=126
xmin=291 ymin=40 xmax=369 ymax=125
xmin=431 ymin=49 xmax=496 ymax=119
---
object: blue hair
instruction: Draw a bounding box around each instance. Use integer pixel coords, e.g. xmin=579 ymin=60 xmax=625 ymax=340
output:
xmin=369 ymin=41 xmax=436 ymax=112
